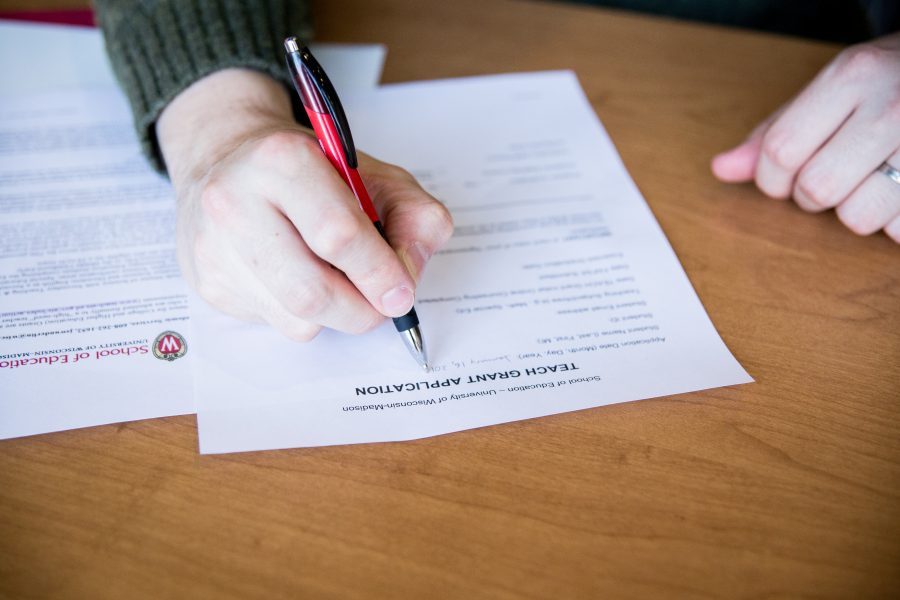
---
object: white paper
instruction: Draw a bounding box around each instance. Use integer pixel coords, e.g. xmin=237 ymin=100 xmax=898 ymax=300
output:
xmin=0 ymin=87 xmax=195 ymax=440
xmin=194 ymin=71 xmax=753 ymax=454
xmin=0 ymin=19 xmax=386 ymax=439
xmin=0 ymin=21 xmax=386 ymax=98
xmin=0 ymin=21 xmax=117 ymax=96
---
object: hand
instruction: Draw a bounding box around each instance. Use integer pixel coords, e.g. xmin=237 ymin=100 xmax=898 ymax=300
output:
xmin=711 ymin=32 xmax=900 ymax=243
xmin=157 ymin=69 xmax=453 ymax=340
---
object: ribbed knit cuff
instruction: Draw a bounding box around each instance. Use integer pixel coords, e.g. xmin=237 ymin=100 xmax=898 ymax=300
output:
xmin=95 ymin=0 xmax=313 ymax=173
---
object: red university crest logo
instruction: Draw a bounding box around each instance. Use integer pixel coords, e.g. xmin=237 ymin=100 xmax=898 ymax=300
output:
xmin=152 ymin=331 xmax=187 ymax=361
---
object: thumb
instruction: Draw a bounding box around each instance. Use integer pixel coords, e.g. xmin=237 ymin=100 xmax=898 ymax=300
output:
xmin=363 ymin=164 xmax=454 ymax=283
xmin=384 ymin=189 xmax=454 ymax=282
xmin=712 ymin=127 xmax=766 ymax=182
xmin=711 ymin=109 xmax=781 ymax=183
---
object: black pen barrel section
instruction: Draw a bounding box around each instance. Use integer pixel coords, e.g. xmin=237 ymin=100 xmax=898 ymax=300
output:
xmin=393 ymin=308 xmax=419 ymax=333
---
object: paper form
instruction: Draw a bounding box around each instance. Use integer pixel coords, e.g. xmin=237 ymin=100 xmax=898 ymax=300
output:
xmin=194 ymin=71 xmax=753 ymax=454
xmin=0 ymin=86 xmax=195 ymax=439
xmin=0 ymin=19 xmax=386 ymax=439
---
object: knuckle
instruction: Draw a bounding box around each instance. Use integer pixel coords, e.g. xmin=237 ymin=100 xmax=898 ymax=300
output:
xmin=254 ymin=130 xmax=318 ymax=165
xmin=280 ymin=321 xmax=322 ymax=342
xmin=363 ymin=259 xmax=400 ymax=289
xmin=760 ymin=128 xmax=801 ymax=172
xmin=795 ymin=170 xmax=836 ymax=210
xmin=836 ymin=44 xmax=884 ymax=80
xmin=857 ymin=214 xmax=884 ymax=235
xmin=310 ymin=213 xmax=362 ymax=258
xmin=349 ymin=312 xmax=385 ymax=335
xmin=754 ymin=175 xmax=787 ymax=201
xmin=284 ymin=281 xmax=331 ymax=319
xmin=837 ymin=205 xmax=877 ymax=236
xmin=879 ymin=97 xmax=900 ymax=126
xmin=199 ymin=180 xmax=236 ymax=223
xmin=426 ymin=200 xmax=455 ymax=243
xmin=844 ymin=218 xmax=876 ymax=236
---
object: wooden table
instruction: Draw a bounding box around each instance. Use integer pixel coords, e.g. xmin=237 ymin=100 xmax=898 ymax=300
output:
xmin=2 ymin=0 xmax=898 ymax=598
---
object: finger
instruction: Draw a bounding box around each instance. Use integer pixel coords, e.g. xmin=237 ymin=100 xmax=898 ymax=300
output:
xmin=711 ymin=109 xmax=781 ymax=183
xmin=755 ymin=66 xmax=861 ymax=199
xmin=193 ymin=229 xmax=326 ymax=341
xmin=241 ymin=134 xmax=418 ymax=319
xmin=277 ymin=178 xmax=417 ymax=318
xmin=835 ymin=155 xmax=900 ymax=235
xmin=199 ymin=175 xmax=386 ymax=334
xmin=191 ymin=234 xmax=264 ymax=323
xmin=202 ymin=266 xmax=324 ymax=341
xmin=884 ymin=214 xmax=900 ymax=243
xmin=254 ymin=285 xmax=325 ymax=342
xmin=793 ymin=106 xmax=900 ymax=212
xmin=239 ymin=206 xmax=387 ymax=334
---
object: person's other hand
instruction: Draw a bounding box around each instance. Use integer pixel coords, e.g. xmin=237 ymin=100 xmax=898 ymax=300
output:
xmin=711 ymin=32 xmax=900 ymax=243
xmin=157 ymin=69 xmax=453 ymax=340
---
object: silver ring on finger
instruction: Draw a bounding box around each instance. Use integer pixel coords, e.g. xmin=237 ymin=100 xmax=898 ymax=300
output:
xmin=877 ymin=161 xmax=900 ymax=186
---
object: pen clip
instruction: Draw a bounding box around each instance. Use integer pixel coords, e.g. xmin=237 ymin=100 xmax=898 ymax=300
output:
xmin=287 ymin=39 xmax=359 ymax=169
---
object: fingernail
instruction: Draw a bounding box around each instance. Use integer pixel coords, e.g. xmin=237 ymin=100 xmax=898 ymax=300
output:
xmin=401 ymin=242 xmax=431 ymax=280
xmin=381 ymin=286 xmax=414 ymax=316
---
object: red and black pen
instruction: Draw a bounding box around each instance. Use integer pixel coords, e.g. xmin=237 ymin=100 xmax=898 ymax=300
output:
xmin=284 ymin=37 xmax=428 ymax=371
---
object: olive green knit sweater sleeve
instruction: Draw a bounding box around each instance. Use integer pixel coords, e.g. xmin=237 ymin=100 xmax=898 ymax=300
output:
xmin=94 ymin=0 xmax=313 ymax=173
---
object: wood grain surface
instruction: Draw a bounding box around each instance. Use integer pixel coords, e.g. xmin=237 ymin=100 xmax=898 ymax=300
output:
xmin=1 ymin=1 xmax=899 ymax=598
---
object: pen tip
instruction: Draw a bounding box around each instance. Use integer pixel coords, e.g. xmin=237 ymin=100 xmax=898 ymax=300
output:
xmin=400 ymin=326 xmax=429 ymax=372
xmin=284 ymin=37 xmax=300 ymax=53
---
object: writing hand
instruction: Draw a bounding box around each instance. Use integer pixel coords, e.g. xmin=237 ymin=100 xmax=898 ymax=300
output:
xmin=712 ymin=32 xmax=900 ymax=243
xmin=157 ymin=69 xmax=453 ymax=340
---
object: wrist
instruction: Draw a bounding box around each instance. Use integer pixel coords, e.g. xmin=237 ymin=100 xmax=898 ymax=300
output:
xmin=157 ymin=68 xmax=299 ymax=187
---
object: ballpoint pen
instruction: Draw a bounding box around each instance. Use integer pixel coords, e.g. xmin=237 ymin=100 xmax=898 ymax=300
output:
xmin=283 ymin=37 xmax=429 ymax=371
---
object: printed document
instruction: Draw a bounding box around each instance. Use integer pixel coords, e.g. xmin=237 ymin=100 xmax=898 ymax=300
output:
xmin=194 ymin=71 xmax=753 ymax=453
xmin=0 ymin=20 xmax=385 ymax=439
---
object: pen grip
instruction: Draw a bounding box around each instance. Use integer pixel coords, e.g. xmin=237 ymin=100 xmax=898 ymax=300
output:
xmin=305 ymin=109 xmax=419 ymax=333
